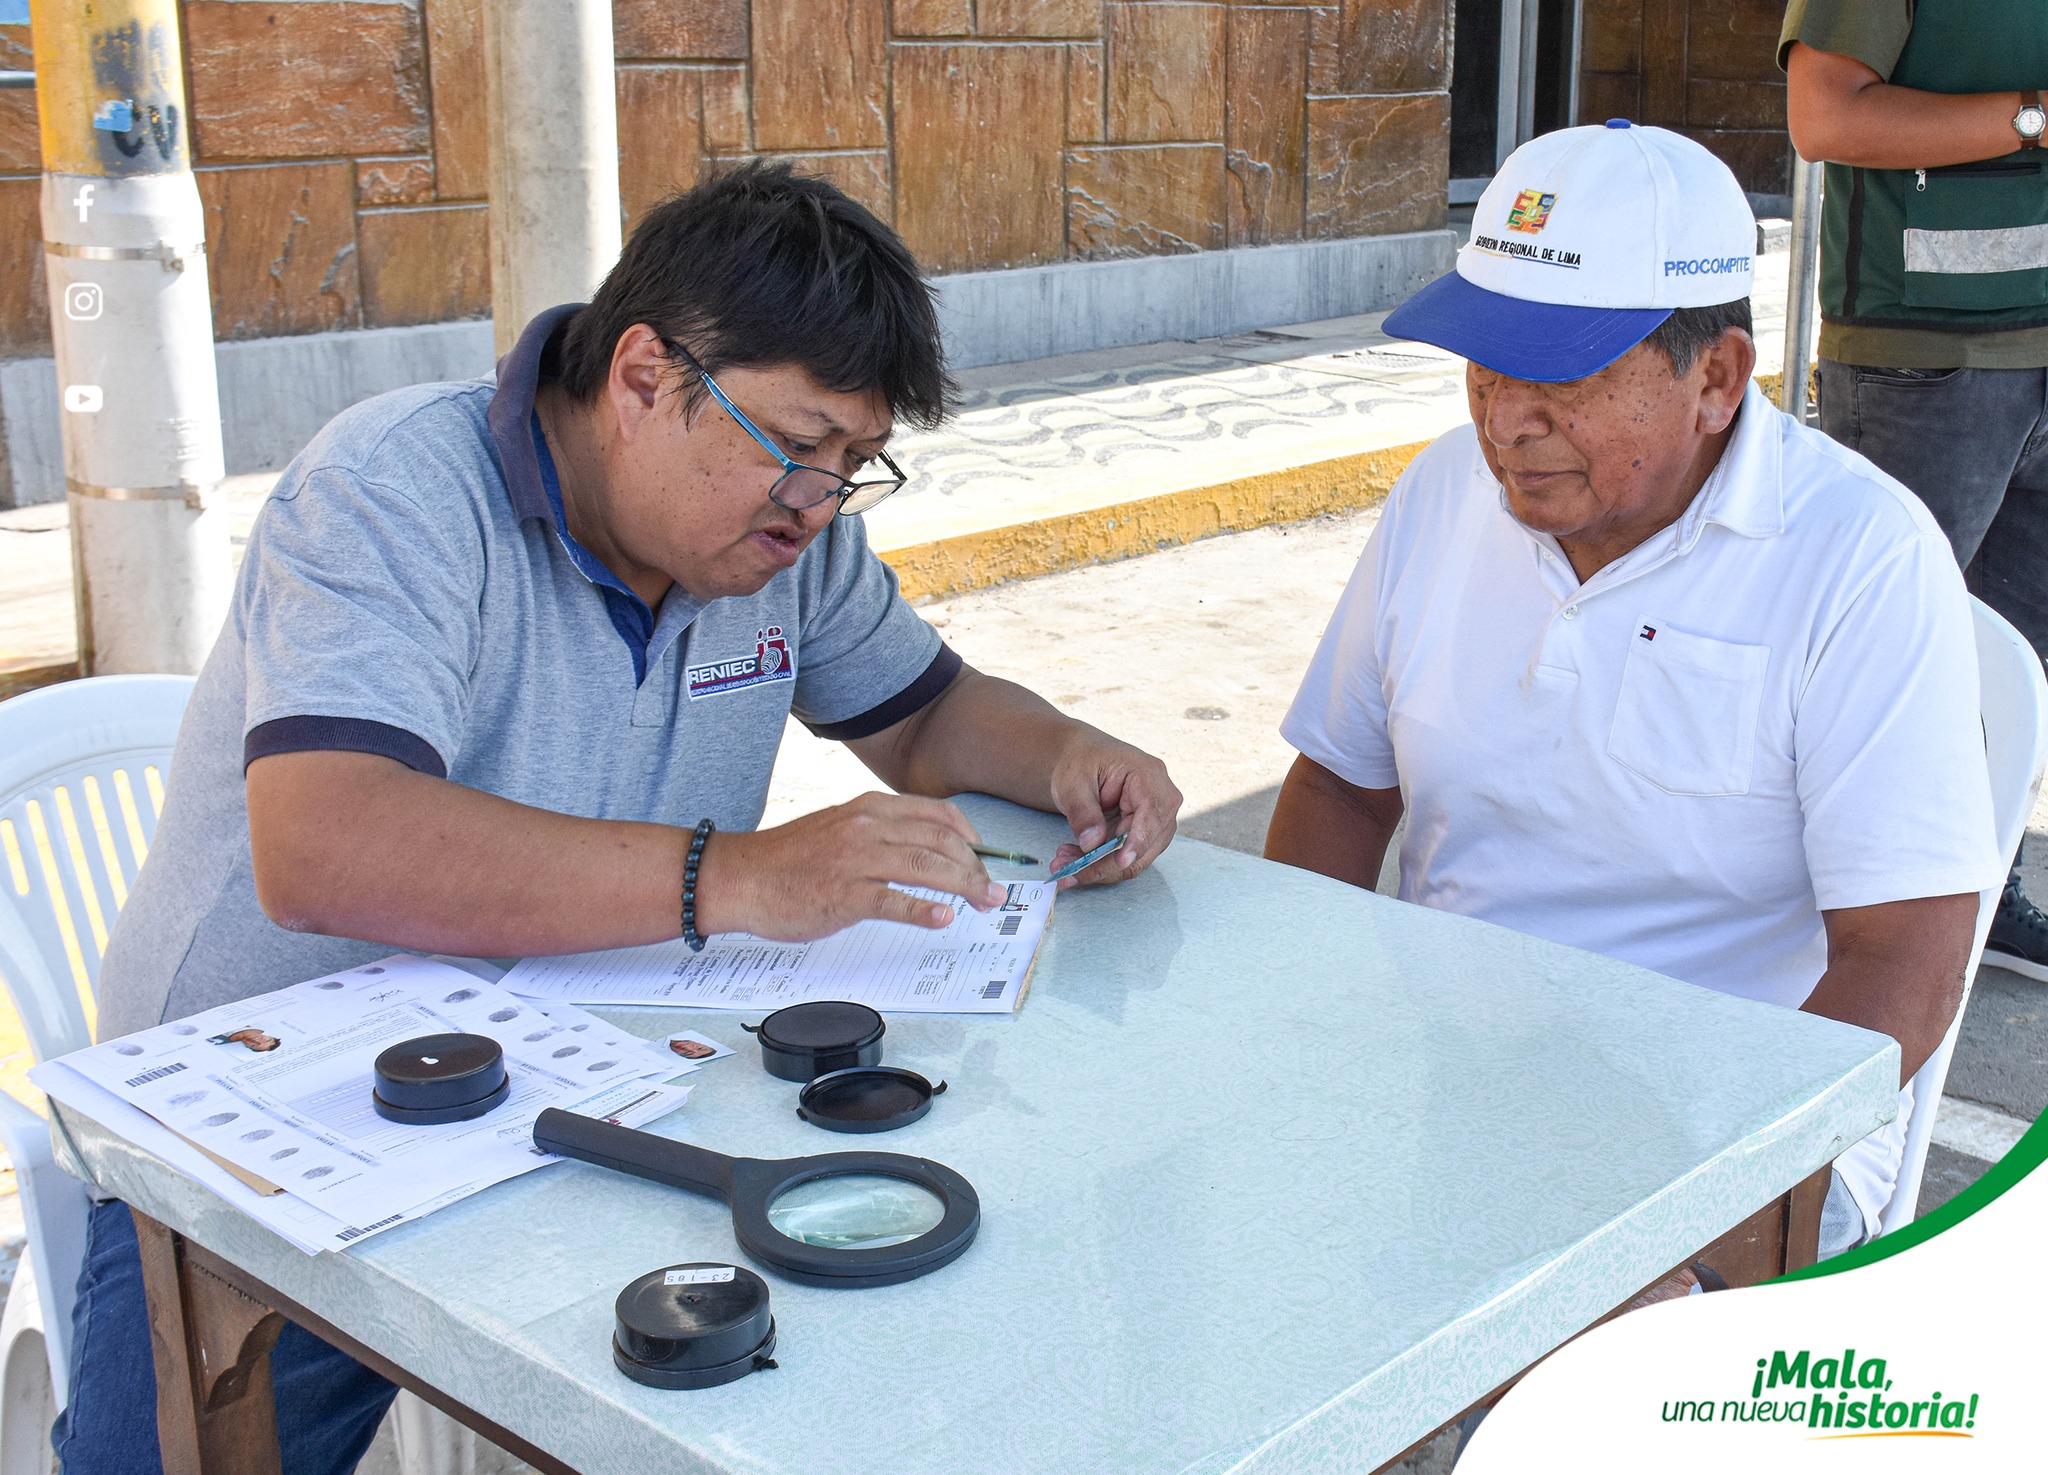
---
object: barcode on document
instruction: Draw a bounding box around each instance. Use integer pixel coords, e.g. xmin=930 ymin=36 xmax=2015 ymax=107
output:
xmin=123 ymin=1061 xmax=187 ymax=1089
xmin=997 ymin=916 xmax=1021 ymax=937
xmin=981 ymin=981 xmax=1006 ymax=999
xmin=336 ymin=1214 xmax=405 ymax=1243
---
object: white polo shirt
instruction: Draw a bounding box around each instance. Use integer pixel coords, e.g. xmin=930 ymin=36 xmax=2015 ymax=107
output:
xmin=1283 ymin=380 xmax=2002 ymax=1231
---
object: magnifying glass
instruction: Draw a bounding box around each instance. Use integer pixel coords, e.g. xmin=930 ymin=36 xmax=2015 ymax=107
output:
xmin=532 ymin=1108 xmax=980 ymax=1288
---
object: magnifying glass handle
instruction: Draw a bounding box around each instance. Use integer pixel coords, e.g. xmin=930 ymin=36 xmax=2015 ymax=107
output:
xmin=533 ymin=1108 xmax=737 ymax=1202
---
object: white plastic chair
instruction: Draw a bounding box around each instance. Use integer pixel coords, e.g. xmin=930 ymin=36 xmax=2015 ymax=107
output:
xmin=0 ymin=674 xmax=194 ymax=1469
xmin=1880 ymin=599 xmax=2048 ymax=1234
xmin=0 ymin=676 xmax=488 ymax=1475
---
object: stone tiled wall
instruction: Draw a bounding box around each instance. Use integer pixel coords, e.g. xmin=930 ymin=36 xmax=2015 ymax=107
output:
xmin=0 ymin=0 xmax=1453 ymax=360
xmin=1578 ymin=0 xmax=1792 ymax=198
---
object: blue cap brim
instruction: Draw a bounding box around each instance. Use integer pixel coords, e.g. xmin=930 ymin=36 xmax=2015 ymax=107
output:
xmin=1382 ymin=270 xmax=1673 ymax=383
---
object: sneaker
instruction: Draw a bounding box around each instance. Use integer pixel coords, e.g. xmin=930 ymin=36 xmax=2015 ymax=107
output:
xmin=1985 ymin=873 xmax=2048 ymax=983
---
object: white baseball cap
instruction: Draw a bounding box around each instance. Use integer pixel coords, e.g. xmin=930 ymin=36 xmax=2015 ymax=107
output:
xmin=1383 ymin=120 xmax=1756 ymax=382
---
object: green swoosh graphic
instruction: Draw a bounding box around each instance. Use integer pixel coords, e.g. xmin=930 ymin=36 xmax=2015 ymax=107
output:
xmin=1778 ymin=1108 xmax=2048 ymax=1281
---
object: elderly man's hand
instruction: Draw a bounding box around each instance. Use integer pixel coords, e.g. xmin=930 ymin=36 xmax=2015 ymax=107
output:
xmin=842 ymin=663 xmax=1182 ymax=891
xmin=1046 ymin=732 xmax=1182 ymax=888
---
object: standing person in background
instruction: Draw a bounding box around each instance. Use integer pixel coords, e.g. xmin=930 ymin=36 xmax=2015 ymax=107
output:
xmin=1782 ymin=3 xmax=2048 ymax=980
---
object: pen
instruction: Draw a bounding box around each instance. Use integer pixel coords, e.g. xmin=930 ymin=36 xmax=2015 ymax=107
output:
xmin=972 ymin=844 xmax=1042 ymax=866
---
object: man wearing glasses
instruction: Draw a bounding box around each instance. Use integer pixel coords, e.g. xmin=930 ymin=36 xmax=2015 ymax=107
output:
xmin=74 ymin=164 xmax=1181 ymax=1474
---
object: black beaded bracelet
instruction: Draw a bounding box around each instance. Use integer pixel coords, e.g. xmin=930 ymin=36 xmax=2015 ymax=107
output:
xmin=681 ymin=818 xmax=716 ymax=951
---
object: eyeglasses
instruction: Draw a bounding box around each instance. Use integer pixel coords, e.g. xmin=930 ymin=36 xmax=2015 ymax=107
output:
xmin=665 ymin=341 xmax=908 ymax=516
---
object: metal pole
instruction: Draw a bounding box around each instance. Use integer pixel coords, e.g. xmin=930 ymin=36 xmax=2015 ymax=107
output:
xmin=1566 ymin=0 xmax=1584 ymax=127
xmin=482 ymin=0 xmax=622 ymax=357
xmin=1496 ymin=0 xmax=1526 ymax=169
xmin=1516 ymin=0 xmax=1541 ymax=144
xmin=30 ymin=0 xmax=231 ymax=675
xmin=1781 ymin=153 xmax=1825 ymax=422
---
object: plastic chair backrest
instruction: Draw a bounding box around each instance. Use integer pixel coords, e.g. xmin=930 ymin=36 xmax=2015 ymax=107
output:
xmin=1882 ymin=600 xmax=2048 ymax=1235
xmin=0 ymin=675 xmax=194 ymax=1061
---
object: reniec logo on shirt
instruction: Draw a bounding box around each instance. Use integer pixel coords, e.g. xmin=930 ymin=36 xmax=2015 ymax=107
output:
xmin=686 ymin=626 xmax=795 ymax=701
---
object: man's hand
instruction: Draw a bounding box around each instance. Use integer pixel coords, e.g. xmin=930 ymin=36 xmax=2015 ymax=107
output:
xmin=1045 ymin=732 xmax=1182 ymax=888
xmin=694 ymin=792 xmax=1005 ymax=940
xmin=846 ymin=663 xmax=1183 ymax=888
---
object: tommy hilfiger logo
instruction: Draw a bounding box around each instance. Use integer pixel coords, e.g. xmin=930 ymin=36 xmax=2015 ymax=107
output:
xmin=1505 ymin=189 xmax=1558 ymax=234
xmin=1639 ymin=625 xmax=1658 ymax=641
xmin=687 ymin=627 xmax=794 ymax=700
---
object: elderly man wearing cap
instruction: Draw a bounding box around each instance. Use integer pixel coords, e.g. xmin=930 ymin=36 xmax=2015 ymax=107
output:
xmin=1267 ymin=123 xmax=2003 ymax=1255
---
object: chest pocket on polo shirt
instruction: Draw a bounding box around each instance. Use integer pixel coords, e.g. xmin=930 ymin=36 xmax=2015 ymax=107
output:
xmin=1606 ymin=624 xmax=1768 ymax=797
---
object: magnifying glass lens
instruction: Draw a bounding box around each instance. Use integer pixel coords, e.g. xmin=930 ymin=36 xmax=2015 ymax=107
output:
xmin=766 ymin=1173 xmax=947 ymax=1249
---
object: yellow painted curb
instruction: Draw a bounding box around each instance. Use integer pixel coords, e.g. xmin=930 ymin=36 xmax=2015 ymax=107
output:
xmin=879 ymin=367 xmax=1810 ymax=602
xmin=878 ymin=440 xmax=1429 ymax=602
xmin=1755 ymin=368 xmax=1815 ymax=408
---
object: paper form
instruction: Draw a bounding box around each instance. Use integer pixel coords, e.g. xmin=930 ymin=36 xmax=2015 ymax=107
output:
xmin=35 ymin=1060 xmax=691 ymax=1255
xmin=35 ymin=956 xmax=698 ymax=1240
xmin=501 ymin=881 xmax=1055 ymax=1013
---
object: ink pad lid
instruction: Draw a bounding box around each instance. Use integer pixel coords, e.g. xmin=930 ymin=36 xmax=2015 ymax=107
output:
xmin=613 ymin=1263 xmax=777 ymax=1390
xmin=371 ymin=1033 xmax=510 ymax=1125
xmin=743 ymin=1001 xmax=885 ymax=1082
xmin=797 ymin=1067 xmax=947 ymax=1134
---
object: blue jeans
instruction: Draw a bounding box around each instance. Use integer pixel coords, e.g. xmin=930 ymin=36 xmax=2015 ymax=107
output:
xmin=1816 ymin=360 xmax=2048 ymax=660
xmin=53 ymin=1201 xmax=398 ymax=1475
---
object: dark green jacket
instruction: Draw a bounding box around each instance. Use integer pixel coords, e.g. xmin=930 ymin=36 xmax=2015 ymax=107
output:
xmin=1821 ymin=0 xmax=2048 ymax=334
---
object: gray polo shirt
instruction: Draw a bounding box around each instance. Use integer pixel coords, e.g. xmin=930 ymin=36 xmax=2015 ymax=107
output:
xmin=97 ymin=306 xmax=956 ymax=1039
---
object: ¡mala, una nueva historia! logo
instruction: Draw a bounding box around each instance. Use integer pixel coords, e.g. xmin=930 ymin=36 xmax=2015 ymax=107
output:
xmin=1660 ymin=1348 xmax=1980 ymax=1439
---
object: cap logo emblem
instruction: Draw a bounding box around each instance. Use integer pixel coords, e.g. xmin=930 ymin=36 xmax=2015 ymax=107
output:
xmin=1505 ymin=189 xmax=1557 ymax=234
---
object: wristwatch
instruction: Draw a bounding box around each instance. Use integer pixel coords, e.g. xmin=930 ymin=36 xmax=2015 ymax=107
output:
xmin=2017 ymin=89 xmax=2046 ymax=149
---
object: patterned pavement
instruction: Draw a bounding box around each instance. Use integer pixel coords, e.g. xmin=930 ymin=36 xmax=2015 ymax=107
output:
xmin=867 ymin=320 xmax=1474 ymax=546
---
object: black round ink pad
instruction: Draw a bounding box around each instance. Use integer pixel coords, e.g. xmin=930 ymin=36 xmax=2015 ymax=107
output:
xmin=371 ymin=1033 xmax=510 ymax=1125
xmin=613 ymin=1263 xmax=777 ymax=1389
xmin=798 ymin=1067 xmax=946 ymax=1134
xmin=743 ymin=1001 xmax=885 ymax=1083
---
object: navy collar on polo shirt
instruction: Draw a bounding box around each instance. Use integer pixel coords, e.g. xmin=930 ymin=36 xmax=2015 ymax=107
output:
xmin=488 ymin=303 xmax=703 ymax=686
xmin=488 ymin=302 xmax=579 ymax=520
